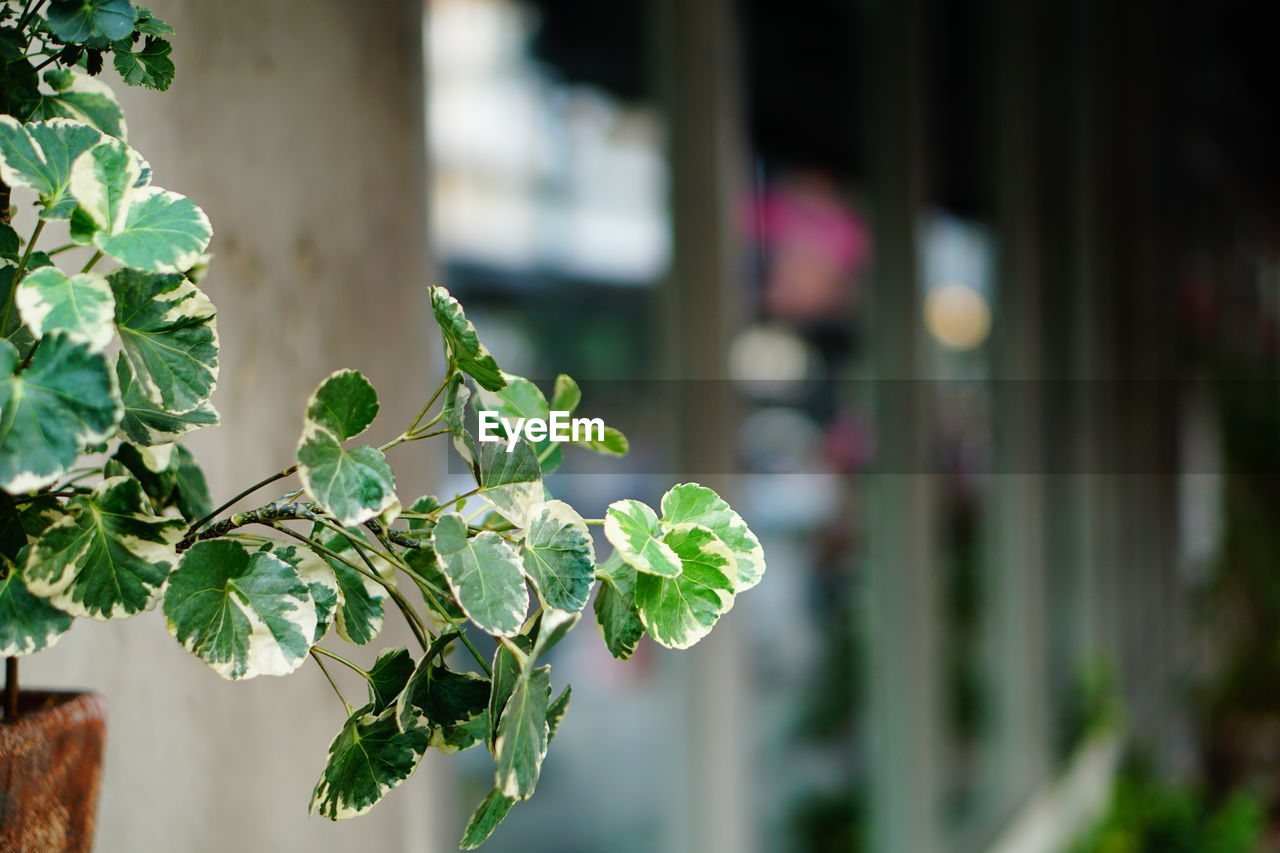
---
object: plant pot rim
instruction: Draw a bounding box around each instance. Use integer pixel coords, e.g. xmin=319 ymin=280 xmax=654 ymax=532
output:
xmin=0 ymin=690 xmax=106 ymax=736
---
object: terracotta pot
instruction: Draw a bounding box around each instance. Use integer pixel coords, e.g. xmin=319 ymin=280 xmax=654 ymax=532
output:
xmin=0 ymin=691 xmax=106 ymax=853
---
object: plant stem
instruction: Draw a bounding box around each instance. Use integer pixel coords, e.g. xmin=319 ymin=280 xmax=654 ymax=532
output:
xmin=312 ymin=646 xmax=369 ymax=678
xmin=582 ymin=519 xmax=604 ymax=525
xmin=186 ymin=465 xmax=297 ymax=536
xmin=0 ymin=217 xmax=44 ymax=336
xmin=80 ymin=250 xmax=104 ymax=273
xmin=434 ymin=487 xmax=480 ymax=516
xmin=311 ymin=650 xmax=352 ymax=716
xmin=266 ymin=523 xmax=429 ymax=651
xmin=4 ymin=657 xmax=17 ymax=722
xmin=405 ymin=366 xmax=453 ymax=435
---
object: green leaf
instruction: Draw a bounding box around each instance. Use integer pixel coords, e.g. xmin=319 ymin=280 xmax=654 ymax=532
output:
xmin=111 ymin=268 xmax=218 ymax=415
xmin=262 ymin=541 xmax=337 ymax=644
xmin=404 ymin=546 xmax=465 ymax=623
xmin=0 ymin=117 xmax=105 ymax=219
xmin=550 ymin=373 xmax=581 ymax=414
xmin=430 ymin=286 xmax=505 ymax=391
xmin=24 ymin=476 xmax=182 ymax=620
xmin=298 ymin=436 xmax=398 ymax=528
xmin=578 ymin=424 xmax=629 ymax=457
xmin=0 ymin=562 xmax=74 ymax=656
xmin=164 ymin=539 xmax=317 ymax=680
xmin=314 ymin=531 xmax=389 ymax=646
xmin=604 ymin=498 xmax=681 ymax=578
xmin=0 ymin=224 xmax=19 ymax=259
xmin=633 ymin=523 xmax=735 ymax=650
xmin=494 ymin=662 xmax=552 ymax=800
xmin=0 ymin=334 xmax=119 ymax=493
xmin=171 ymin=445 xmax=212 ymax=522
xmin=660 ymin=483 xmax=765 ymax=592
xmin=16 ymin=266 xmax=114 ymax=351
xmin=487 ymin=634 xmax=532 ymax=751
xmin=521 ymin=499 xmax=595 ymax=612
xmin=112 ymin=36 xmax=173 ymax=91
xmin=31 ymin=69 xmax=127 ymax=139
xmin=367 ymin=647 xmax=414 ymax=714
xmin=547 ymin=685 xmax=571 ymax=741
xmin=470 ymin=438 xmax=542 ymax=528
xmin=441 ymin=372 xmax=470 ymax=437
xmin=297 ymin=370 xmax=398 ymax=526
xmin=310 ymin=704 xmax=428 ymax=820
xmin=45 ymin=0 xmax=137 ymax=43
xmin=132 ymin=6 xmax=173 ymax=36
xmin=460 ymin=789 xmax=516 ymax=850
xmin=398 ymin=657 xmax=489 ymax=753
xmin=530 ymin=607 xmax=579 ymax=660
xmin=305 ymin=369 xmax=379 ymax=441
xmin=70 ymin=137 xmax=212 ymax=273
xmin=476 ymin=373 xmax=562 ymax=473
xmin=116 ymin=355 xmax=218 ymax=447
xmin=0 ymin=494 xmax=63 ymax=559
xmin=432 ymin=512 xmax=527 ymax=637
xmin=593 ymin=552 xmax=643 ymax=660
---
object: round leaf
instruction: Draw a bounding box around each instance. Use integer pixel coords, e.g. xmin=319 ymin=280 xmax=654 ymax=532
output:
xmin=310 ymin=705 xmax=428 ymax=820
xmin=604 ymin=498 xmax=681 ymax=578
xmin=0 ymin=117 xmax=105 ymax=219
xmin=633 ymin=523 xmax=736 ymax=650
xmin=305 ymin=369 xmax=379 ymax=441
xmin=660 ymin=483 xmax=765 ymax=592
xmin=521 ymin=500 xmax=595 ymax=612
xmin=17 ymin=266 xmax=115 ymax=351
xmin=433 ymin=512 xmax=527 ymax=637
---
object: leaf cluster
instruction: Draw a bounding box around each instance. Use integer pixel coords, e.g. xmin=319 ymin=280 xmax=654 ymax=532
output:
xmin=0 ymin=9 xmax=767 ymax=849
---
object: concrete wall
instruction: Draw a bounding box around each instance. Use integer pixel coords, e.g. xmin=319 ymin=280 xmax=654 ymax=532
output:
xmin=23 ymin=2 xmax=441 ymax=850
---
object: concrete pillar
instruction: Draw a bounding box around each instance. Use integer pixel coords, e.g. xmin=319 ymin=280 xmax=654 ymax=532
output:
xmin=24 ymin=2 xmax=438 ymax=851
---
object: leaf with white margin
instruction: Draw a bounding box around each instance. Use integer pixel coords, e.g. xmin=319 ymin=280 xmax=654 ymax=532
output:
xmin=399 ymin=658 xmax=489 ymax=753
xmin=0 ymin=561 xmax=74 ymax=657
xmin=17 ymin=266 xmax=115 ymax=351
xmin=460 ymin=789 xmax=516 ymax=850
xmin=633 ymin=523 xmax=736 ymax=650
xmin=477 ymin=373 xmax=562 ymax=472
xmin=578 ymin=425 xmax=629 ymax=457
xmin=313 ymin=529 xmax=391 ymax=646
xmin=306 ymin=369 xmax=379 ymax=440
xmin=494 ymin=661 xmax=552 ymax=800
xmin=111 ymin=268 xmax=218 ymax=414
xmin=550 ymin=373 xmax=581 ymax=414
xmin=164 ymin=539 xmax=317 ymax=680
xmin=24 ymin=476 xmax=182 ymax=620
xmin=0 ymin=335 xmax=119 ymax=493
xmin=593 ymin=552 xmax=644 ymax=660
xmin=471 ymin=439 xmax=541 ymax=528
xmin=367 ymin=647 xmax=414 ymax=714
xmin=71 ymin=137 xmax=212 ymax=273
xmin=486 ymin=634 xmax=532 ymax=751
xmin=660 ymin=482 xmax=765 ymax=592
xmin=430 ymin=286 xmax=506 ymax=391
xmin=264 ymin=541 xmax=338 ymax=645
xmin=31 ymin=68 xmax=128 ymax=139
xmin=521 ymin=500 xmax=595 ymax=612
xmin=310 ymin=704 xmax=428 ymax=820
xmin=433 ymin=512 xmax=527 ymax=637
xmin=547 ymin=685 xmax=571 ymax=741
xmin=116 ymin=355 xmax=218 ymax=446
xmin=604 ymin=499 xmax=681 ymax=578
xmin=298 ymin=435 xmax=397 ymax=527
xmin=530 ymin=607 xmax=579 ymax=660
xmin=0 ymin=117 xmax=105 ymax=219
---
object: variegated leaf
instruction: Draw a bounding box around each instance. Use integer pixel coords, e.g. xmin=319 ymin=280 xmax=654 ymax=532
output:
xmin=547 ymin=685 xmax=571 ymax=741
xmin=460 ymin=789 xmax=516 ymax=850
xmin=31 ymin=68 xmax=128 ymax=139
xmin=265 ymin=542 xmax=338 ymax=645
xmin=164 ymin=539 xmax=317 ymax=680
xmin=116 ymin=355 xmax=218 ymax=446
xmin=71 ymin=137 xmax=212 ymax=273
xmin=367 ymin=647 xmax=414 ymax=714
xmin=433 ymin=512 xmax=527 ymax=637
xmin=604 ymin=498 xmax=681 ymax=578
xmin=24 ymin=476 xmax=182 ymax=620
xmin=111 ymin=268 xmax=218 ymax=414
xmin=487 ymin=634 xmax=532 ymax=751
xmin=472 ymin=439 xmax=542 ymax=528
xmin=398 ymin=655 xmax=489 ymax=753
xmin=311 ymin=704 xmax=429 ymax=820
xmin=521 ymin=500 xmax=595 ymax=612
xmin=633 ymin=523 xmax=736 ymax=650
xmin=494 ymin=662 xmax=552 ymax=800
xmin=0 ymin=335 xmax=120 ymax=492
xmin=550 ymin=373 xmax=581 ymax=414
xmin=477 ymin=373 xmax=562 ymax=472
xmin=593 ymin=552 xmax=643 ymax=660
xmin=314 ymin=530 xmax=391 ymax=646
xmin=0 ymin=117 xmax=105 ymax=219
xmin=16 ymin=266 xmax=115 ymax=351
xmin=430 ymin=285 xmax=505 ymax=391
xmin=297 ymin=370 xmax=397 ymax=526
xmin=660 ymin=483 xmax=765 ymax=592
xmin=0 ymin=561 xmax=74 ymax=657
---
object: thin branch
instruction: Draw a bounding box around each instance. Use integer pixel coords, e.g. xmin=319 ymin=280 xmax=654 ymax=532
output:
xmin=311 ymin=650 xmax=352 ymax=716
xmin=312 ymin=646 xmax=369 ymax=678
xmin=185 ymin=465 xmax=297 ymax=537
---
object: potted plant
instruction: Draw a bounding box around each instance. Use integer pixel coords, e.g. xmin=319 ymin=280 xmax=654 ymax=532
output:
xmin=0 ymin=2 xmax=764 ymax=850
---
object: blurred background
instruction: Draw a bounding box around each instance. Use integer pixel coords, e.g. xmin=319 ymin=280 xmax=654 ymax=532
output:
xmin=25 ymin=0 xmax=1280 ymax=850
